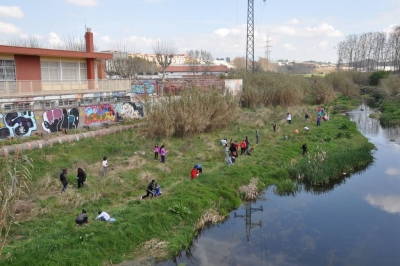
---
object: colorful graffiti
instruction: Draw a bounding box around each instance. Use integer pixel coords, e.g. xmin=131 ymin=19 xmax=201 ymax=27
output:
xmin=113 ymin=102 xmax=144 ymax=119
xmin=42 ymin=108 xmax=80 ymax=133
xmin=84 ymin=104 xmax=116 ymax=125
xmin=0 ymin=111 xmax=37 ymax=139
xmin=132 ymin=80 xmax=156 ymax=94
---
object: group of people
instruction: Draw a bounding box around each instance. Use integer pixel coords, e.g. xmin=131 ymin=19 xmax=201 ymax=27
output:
xmin=60 ymin=167 xmax=87 ymax=193
xmin=222 ymin=136 xmax=254 ymax=165
xmin=140 ymin=179 xmax=162 ymax=199
xmin=153 ymin=144 xmax=167 ymax=163
xmin=75 ymin=209 xmax=116 ymax=226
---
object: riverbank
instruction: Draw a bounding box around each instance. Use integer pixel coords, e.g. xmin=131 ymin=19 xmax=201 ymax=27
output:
xmin=2 ymin=106 xmax=373 ymax=265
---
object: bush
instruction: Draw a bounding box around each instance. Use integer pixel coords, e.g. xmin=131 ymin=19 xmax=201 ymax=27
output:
xmin=308 ymin=76 xmax=335 ymax=104
xmin=381 ymin=75 xmax=400 ymax=97
xmin=369 ymin=71 xmax=390 ymax=86
xmin=325 ymin=72 xmax=360 ymax=98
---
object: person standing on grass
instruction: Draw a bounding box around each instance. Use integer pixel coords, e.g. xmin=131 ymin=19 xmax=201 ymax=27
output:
xmin=286 ymin=113 xmax=292 ymax=124
xmin=256 ymin=130 xmax=259 ymax=144
xmin=317 ymin=116 xmax=321 ymax=127
xmin=225 ymin=143 xmax=230 ymax=158
xmin=60 ymin=168 xmax=68 ymax=193
xmin=240 ymin=140 xmax=246 ymax=155
xmin=102 ymin=156 xmax=108 ymax=176
xmin=245 ymin=136 xmax=250 ymax=152
xmin=160 ymin=145 xmax=167 ymax=163
xmin=75 ymin=209 xmax=88 ymax=225
xmin=234 ymin=141 xmax=239 ymax=155
xmin=154 ymin=144 xmax=160 ymax=161
xmin=141 ymin=179 xmax=156 ymax=199
xmin=273 ymin=121 xmax=277 ymax=132
xmin=301 ymin=143 xmax=307 ymax=155
xmin=305 ymin=113 xmax=309 ymax=122
xmin=77 ymin=167 xmax=86 ymax=188
xmin=229 ymin=139 xmax=237 ymax=157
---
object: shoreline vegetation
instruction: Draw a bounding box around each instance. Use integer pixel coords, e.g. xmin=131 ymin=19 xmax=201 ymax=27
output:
xmin=1 ymin=72 xmax=377 ymax=265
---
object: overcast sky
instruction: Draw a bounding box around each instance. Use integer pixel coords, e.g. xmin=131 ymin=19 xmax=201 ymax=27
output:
xmin=0 ymin=0 xmax=399 ymax=62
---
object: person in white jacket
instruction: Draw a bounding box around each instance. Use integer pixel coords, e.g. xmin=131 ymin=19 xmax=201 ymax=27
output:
xmin=95 ymin=211 xmax=110 ymax=221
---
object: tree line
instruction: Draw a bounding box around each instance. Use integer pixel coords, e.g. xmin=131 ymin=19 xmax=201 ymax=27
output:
xmin=337 ymin=25 xmax=400 ymax=72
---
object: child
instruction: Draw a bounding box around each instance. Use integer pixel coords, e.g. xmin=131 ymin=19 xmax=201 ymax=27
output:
xmin=77 ymin=167 xmax=86 ymax=188
xmin=301 ymin=143 xmax=307 ymax=155
xmin=102 ymin=156 xmax=108 ymax=176
xmin=160 ymin=145 xmax=167 ymax=163
xmin=273 ymin=121 xmax=277 ymax=132
xmin=154 ymin=144 xmax=159 ymax=161
xmin=154 ymin=183 xmax=162 ymax=197
xmin=191 ymin=167 xmax=199 ymax=179
xmin=294 ymin=128 xmax=299 ymax=134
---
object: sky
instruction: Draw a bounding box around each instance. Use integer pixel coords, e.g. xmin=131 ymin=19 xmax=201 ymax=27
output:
xmin=0 ymin=0 xmax=399 ymax=63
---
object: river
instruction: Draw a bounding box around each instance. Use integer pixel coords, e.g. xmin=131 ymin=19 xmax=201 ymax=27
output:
xmin=157 ymin=106 xmax=400 ymax=266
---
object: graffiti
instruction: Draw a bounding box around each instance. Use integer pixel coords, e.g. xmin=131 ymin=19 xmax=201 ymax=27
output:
xmin=113 ymin=102 xmax=144 ymax=119
xmin=0 ymin=111 xmax=37 ymax=139
xmin=42 ymin=108 xmax=80 ymax=133
xmin=132 ymin=80 xmax=156 ymax=94
xmin=84 ymin=104 xmax=116 ymax=125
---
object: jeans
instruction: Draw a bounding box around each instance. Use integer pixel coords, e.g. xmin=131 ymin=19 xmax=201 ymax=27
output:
xmin=154 ymin=152 xmax=159 ymax=160
xmin=161 ymin=155 xmax=165 ymax=163
xmin=256 ymin=136 xmax=259 ymax=144
xmin=142 ymin=189 xmax=154 ymax=199
xmin=103 ymin=167 xmax=108 ymax=176
xmin=61 ymin=182 xmax=67 ymax=192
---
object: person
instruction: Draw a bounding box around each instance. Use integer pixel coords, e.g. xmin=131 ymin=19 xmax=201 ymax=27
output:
xmin=220 ymin=138 xmax=227 ymax=146
xmin=245 ymin=136 xmax=250 ymax=148
xmin=305 ymin=113 xmax=309 ymax=122
xmin=75 ymin=209 xmax=88 ymax=225
xmin=191 ymin=167 xmax=200 ymax=179
xmin=323 ymin=115 xmax=329 ymax=121
xmin=229 ymin=140 xmax=237 ymax=157
xmin=294 ymin=128 xmax=299 ymax=134
xmin=160 ymin=145 xmax=167 ymax=163
xmin=77 ymin=167 xmax=86 ymax=188
xmin=240 ymin=140 xmax=246 ymax=155
xmin=141 ymin=179 xmax=155 ymax=199
xmin=224 ymin=143 xmax=230 ymax=158
xmin=286 ymin=113 xmax=292 ymax=124
xmin=194 ymin=164 xmax=203 ymax=174
xmin=255 ymin=130 xmax=259 ymax=144
xmin=231 ymin=155 xmax=236 ymax=164
xmin=154 ymin=144 xmax=159 ymax=161
xmin=225 ymin=156 xmax=233 ymax=165
xmin=273 ymin=121 xmax=277 ymax=132
xmin=317 ymin=116 xmax=321 ymax=126
xmin=60 ymin=168 xmax=68 ymax=193
xmin=95 ymin=210 xmax=111 ymax=221
xmin=234 ymin=141 xmax=239 ymax=155
xmin=154 ymin=183 xmax=162 ymax=197
xmin=304 ymin=126 xmax=309 ymax=131
xmin=102 ymin=156 xmax=108 ymax=176
xmin=246 ymin=148 xmax=254 ymax=156
xmin=301 ymin=143 xmax=307 ymax=155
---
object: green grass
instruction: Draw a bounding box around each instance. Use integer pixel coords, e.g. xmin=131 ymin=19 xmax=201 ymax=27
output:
xmin=380 ymin=100 xmax=400 ymax=127
xmin=1 ymin=106 xmax=373 ymax=265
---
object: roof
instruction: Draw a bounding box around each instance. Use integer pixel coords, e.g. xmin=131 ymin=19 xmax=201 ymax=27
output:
xmin=0 ymin=45 xmax=113 ymax=59
xmin=164 ymin=65 xmax=229 ymax=72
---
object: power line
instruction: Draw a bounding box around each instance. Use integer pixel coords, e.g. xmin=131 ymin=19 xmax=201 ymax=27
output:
xmin=264 ymin=35 xmax=273 ymax=70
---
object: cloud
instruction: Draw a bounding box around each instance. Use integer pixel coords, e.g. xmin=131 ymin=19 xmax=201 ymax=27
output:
xmin=66 ymin=0 xmax=98 ymax=6
xmin=272 ymin=23 xmax=343 ymax=38
xmin=308 ymin=40 xmax=329 ymax=51
xmin=287 ymin=18 xmax=299 ymax=25
xmin=0 ymin=6 xmax=24 ymax=18
xmin=365 ymin=194 xmax=400 ymax=214
xmin=284 ymin=44 xmax=297 ymax=51
xmin=48 ymin=32 xmax=63 ymax=46
xmin=385 ymin=167 xmax=400 ymax=175
xmin=0 ymin=21 xmax=21 ymax=34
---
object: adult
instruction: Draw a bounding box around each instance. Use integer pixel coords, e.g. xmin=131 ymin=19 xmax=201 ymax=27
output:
xmin=273 ymin=121 xmax=277 ymax=132
xmin=102 ymin=156 xmax=108 ymax=176
xmin=229 ymin=140 xmax=237 ymax=157
xmin=245 ymin=136 xmax=250 ymax=151
xmin=77 ymin=167 xmax=86 ymax=188
xmin=141 ymin=179 xmax=155 ymax=199
xmin=220 ymin=139 xmax=227 ymax=146
xmin=154 ymin=183 xmax=162 ymax=197
xmin=240 ymin=140 xmax=247 ymax=155
xmin=225 ymin=144 xmax=230 ymax=158
xmin=154 ymin=144 xmax=159 ymax=161
xmin=194 ymin=164 xmax=203 ymax=174
xmin=234 ymin=141 xmax=239 ymax=154
xmin=305 ymin=113 xmax=309 ymax=122
xmin=75 ymin=209 xmax=88 ymax=225
xmin=301 ymin=143 xmax=307 ymax=155
xmin=191 ymin=167 xmax=199 ymax=179
xmin=286 ymin=113 xmax=292 ymax=124
xmin=95 ymin=210 xmax=110 ymax=221
xmin=255 ymin=130 xmax=259 ymax=144
xmin=60 ymin=168 xmax=68 ymax=193
xmin=160 ymin=145 xmax=167 ymax=163
xmin=317 ymin=116 xmax=321 ymax=127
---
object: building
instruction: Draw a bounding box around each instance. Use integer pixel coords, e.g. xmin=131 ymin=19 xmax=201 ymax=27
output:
xmin=130 ymin=53 xmax=188 ymax=65
xmin=162 ymin=65 xmax=230 ymax=77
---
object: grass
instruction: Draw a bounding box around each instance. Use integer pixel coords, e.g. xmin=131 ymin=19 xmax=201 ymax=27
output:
xmin=379 ymin=100 xmax=400 ymax=127
xmin=1 ymin=105 xmax=373 ymax=265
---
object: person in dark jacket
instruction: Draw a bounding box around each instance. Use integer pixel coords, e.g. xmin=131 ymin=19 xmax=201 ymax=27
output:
xmin=301 ymin=143 xmax=307 ymax=155
xmin=60 ymin=168 xmax=68 ymax=193
xmin=140 ymin=179 xmax=155 ymax=199
xmin=245 ymin=136 xmax=250 ymax=152
xmin=75 ymin=209 xmax=88 ymax=225
xmin=229 ymin=139 xmax=237 ymax=158
xmin=77 ymin=168 xmax=86 ymax=188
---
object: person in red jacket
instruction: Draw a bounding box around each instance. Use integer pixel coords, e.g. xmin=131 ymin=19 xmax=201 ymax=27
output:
xmin=240 ymin=140 xmax=247 ymax=155
xmin=191 ymin=167 xmax=199 ymax=179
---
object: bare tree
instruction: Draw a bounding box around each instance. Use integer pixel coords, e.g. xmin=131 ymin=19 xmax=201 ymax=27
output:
xmin=154 ymin=41 xmax=177 ymax=96
xmin=186 ymin=49 xmax=214 ymax=76
xmin=201 ymin=50 xmax=214 ymax=75
xmin=186 ymin=49 xmax=201 ymax=76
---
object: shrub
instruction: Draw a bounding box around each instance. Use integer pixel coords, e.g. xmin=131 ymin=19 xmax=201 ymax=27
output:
xmin=369 ymin=71 xmax=390 ymax=86
xmin=308 ymin=76 xmax=335 ymax=104
xmin=381 ymin=75 xmax=400 ymax=97
xmin=326 ymin=72 xmax=360 ymax=98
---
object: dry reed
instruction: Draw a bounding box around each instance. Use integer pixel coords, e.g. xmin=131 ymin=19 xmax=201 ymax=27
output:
xmin=238 ymin=177 xmax=259 ymax=200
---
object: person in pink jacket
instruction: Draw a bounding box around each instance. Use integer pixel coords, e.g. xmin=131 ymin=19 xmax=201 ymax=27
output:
xmin=160 ymin=145 xmax=167 ymax=163
xmin=154 ymin=144 xmax=159 ymax=161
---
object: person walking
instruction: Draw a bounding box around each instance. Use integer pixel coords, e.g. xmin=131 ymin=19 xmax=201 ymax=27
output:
xmin=141 ymin=179 xmax=156 ymax=199
xmin=229 ymin=140 xmax=237 ymax=157
xmin=60 ymin=168 xmax=68 ymax=193
xmin=154 ymin=144 xmax=159 ymax=161
xmin=255 ymin=130 xmax=259 ymax=144
xmin=317 ymin=116 xmax=321 ymax=126
xmin=286 ymin=113 xmax=292 ymax=124
xmin=240 ymin=140 xmax=247 ymax=155
xmin=273 ymin=121 xmax=277 ymax=132
xmin=77 ymin=167 xmax=86 ymax=188
xmin=160 ymin=145 xmax=167 ymax=163
xmin=102 ymin=156 xmax=108 ymax=176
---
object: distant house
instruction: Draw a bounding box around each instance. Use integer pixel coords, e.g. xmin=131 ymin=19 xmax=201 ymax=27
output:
xmin=162 ymin=65 xmax=229 ymax=77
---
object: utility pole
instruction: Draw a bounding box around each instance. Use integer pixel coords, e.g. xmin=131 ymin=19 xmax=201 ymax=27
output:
xmin=264 ymin=35 xmax=273 ymax=71
xmin=246 ymin=0 xmax=266 ymax=73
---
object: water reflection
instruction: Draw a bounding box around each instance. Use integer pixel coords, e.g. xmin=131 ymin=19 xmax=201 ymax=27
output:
xmin=365 ymin=194 xmax=400 ymax=214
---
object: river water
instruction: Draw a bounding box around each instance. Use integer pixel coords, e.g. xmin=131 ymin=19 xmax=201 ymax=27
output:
xmin=158 ymin=106 xmax=400 ymax=266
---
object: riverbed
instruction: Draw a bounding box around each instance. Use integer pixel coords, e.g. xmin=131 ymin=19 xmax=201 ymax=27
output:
xmin=158 ymin=106 xmax=400 ymax=266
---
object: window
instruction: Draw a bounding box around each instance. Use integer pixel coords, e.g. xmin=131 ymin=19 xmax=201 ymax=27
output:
xmin=80 ymin=63 xmax=87 ymax=80
xmin=62 ymin=62 xmax=78 ymax=81
xmin=0 ymin=60 xmax=16 ymax=91
xmin=41 ymin=62 xmax=60 ymax=82
xmin=100 ymin=97 xmax=111 ymax=103
xmin=59 ymin=99 xmax=76 ymax=107
xmin=116 ymin=96 xmax=130 ymax=102
xmin=41 ymin=61 xmax=87 ymax=82
xmin=82 ymin=98 xmax=93 ymax=105
xmin=3 ymin=103 xmax=30 ymax=112
xmin=44 ymin=101 xmax=57 ymax=108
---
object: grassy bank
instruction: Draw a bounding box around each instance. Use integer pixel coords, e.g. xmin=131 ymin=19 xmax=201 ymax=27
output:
xmin=2 ymin=106 xmax=373 ymax=265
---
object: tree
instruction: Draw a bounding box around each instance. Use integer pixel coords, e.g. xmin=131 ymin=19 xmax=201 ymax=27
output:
xmin=186 ymin=49 xmax=214 ymax=76
xmin=154 ymin=41 xmax=177 ymax=96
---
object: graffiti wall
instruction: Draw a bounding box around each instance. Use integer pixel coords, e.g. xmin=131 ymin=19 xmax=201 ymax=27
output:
xmin=42 ymin=108 xmax=80 ymax=133
xmin=113 ymin=102 xmax=144 ymax=119
xmin=132 ymin=80 xmax=157 ymax=95
xmin=0 ymin=111 xmax=37 ymax=139
xmin=84 ymin=104 xmax=116 ymax=125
